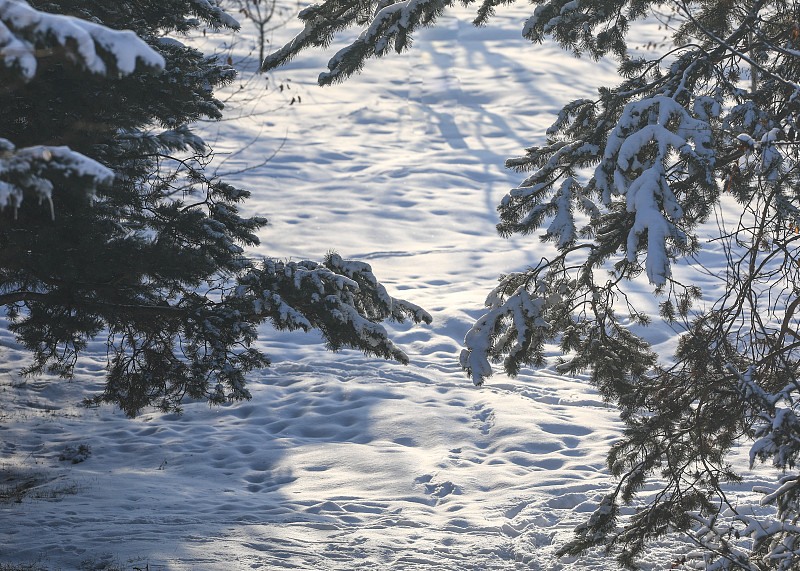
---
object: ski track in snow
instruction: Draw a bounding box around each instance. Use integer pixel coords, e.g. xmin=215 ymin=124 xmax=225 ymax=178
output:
xmin=0 ymin=5 xmax=782 ymax=570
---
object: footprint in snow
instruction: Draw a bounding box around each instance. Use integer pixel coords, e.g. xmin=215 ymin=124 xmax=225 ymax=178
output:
xmin=427 ymin=480 xmax=458 ymax=498
xmin=471 ymin=404 xmax=494 ymax=435
xmin=414 ymin=474 xmax=460 ymax=500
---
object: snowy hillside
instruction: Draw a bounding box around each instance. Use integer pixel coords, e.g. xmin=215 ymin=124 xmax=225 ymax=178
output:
xmin=0 ymin=4 xmax=780 ymax=570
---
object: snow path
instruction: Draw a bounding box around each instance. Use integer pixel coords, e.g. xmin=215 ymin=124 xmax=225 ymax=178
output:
xmin=0 ymin=5 xmax=778 ymax=570
xmin=1 ymin=346 xmax=622 ymax=569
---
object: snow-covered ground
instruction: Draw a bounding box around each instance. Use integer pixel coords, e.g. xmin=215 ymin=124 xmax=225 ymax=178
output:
xmin=0 ymin=5 xmax=779 ymax=570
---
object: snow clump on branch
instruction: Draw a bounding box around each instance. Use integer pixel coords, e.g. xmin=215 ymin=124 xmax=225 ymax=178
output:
xmin=0 ymin=0 xmax=165 ymax=215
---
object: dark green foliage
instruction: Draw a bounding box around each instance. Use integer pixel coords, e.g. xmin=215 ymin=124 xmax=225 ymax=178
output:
xmin=1 ymin=0 xmax=430 ymax=418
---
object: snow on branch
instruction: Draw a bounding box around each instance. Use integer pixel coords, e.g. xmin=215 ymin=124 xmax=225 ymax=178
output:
xmin=319 ymin=0 xmax=451 ymax=85
xmin=263 ymin=0 xmax=454 ymax=84
xmin=461 ymin=269 xmax=563 ymax=385
xmin=236 ymin=255 xmax=431 ymax=364
xmin=191 ymin=0 xmax=240 ymax=30
xmin=0 ymin=141 xmax=114 ymax=216
xmin=320 ymin=0 xmax=450 ymax=84
xmin=596 ymin=95 xmax=714 ymax=285
xmin=0 ymin=0 xmax=164 ymax=79
xmin=0 ymin=1 xmax=165 ymax=217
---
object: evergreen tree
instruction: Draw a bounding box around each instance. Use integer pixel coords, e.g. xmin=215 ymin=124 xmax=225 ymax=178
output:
xmin=0 ymin=0 xmax=430 ymax=418
xmin=265 ymin=0 xmax=800 ymax=568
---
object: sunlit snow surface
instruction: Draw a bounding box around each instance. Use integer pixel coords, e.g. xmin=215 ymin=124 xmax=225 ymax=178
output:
xmin=0 ymin=5 xmax=780 ymax=570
